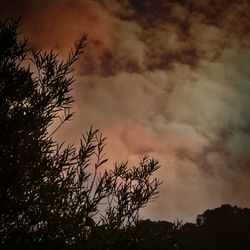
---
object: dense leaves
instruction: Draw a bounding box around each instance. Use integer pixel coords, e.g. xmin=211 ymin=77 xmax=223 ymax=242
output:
xmin=113 ymin=205 xmax=250 ymax=250
xmin=0 ymin=19 xmax=162 ymax=249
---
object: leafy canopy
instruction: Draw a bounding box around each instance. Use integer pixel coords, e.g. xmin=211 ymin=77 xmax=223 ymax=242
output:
xmin=0 ymin=19 xmax=161 ymax=249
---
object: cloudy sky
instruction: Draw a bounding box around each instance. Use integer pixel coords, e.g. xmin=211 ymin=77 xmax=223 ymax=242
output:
xmin=1 ymin=0 xmax=250 ymax=222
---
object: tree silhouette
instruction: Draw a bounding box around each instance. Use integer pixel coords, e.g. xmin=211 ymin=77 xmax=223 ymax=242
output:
xmin=175 ymin=204 xmax=250 ymax=250
xmin=0 ymin=19 xmax=161 ymax=249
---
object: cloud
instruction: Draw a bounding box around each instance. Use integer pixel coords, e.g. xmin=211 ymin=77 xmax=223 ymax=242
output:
xmin=1 ymin=0 xmax=250 ymax=221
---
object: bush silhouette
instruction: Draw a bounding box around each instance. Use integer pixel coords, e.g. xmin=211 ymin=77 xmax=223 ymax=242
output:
xmin=0 ymin=18 xmax=162 ymax=249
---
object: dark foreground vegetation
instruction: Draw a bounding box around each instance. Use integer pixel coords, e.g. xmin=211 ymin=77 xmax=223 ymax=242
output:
xmin=0 ymin=19 xmax=249 ymax=250
xmin=0 ymin=18 xmax=161 ymax=249
xmin=134 ymin=204 xmax=250 ymax=250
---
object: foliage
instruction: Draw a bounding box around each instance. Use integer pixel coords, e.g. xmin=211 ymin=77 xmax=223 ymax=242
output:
xmin=170 ymin=204 xmax=250 ymax=250
xmin=0 ymin=18 xmax=161 ymax=249
xmin=97 ymin=205 xmax=250 ymax=250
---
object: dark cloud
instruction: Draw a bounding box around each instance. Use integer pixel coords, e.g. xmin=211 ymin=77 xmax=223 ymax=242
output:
xmin=146 ymin=48 xmax=199 ymax=70
xmin=81 ymin=49 xmax=142 ymax=76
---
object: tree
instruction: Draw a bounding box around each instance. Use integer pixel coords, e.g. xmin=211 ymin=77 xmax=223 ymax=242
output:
xmin=0 ymin=19 xmax=161 ymax=249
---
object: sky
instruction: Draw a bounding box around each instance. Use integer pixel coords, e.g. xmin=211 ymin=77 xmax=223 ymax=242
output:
xmin=1 ymin=0 xmax=250 ymax=222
